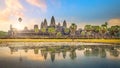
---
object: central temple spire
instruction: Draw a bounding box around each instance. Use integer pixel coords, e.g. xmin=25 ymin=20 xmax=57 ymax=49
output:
xmin=50 ymin=16 xmax=56 ymax=27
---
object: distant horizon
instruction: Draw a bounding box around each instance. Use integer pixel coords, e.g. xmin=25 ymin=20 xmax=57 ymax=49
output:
xmin=0 ymin=16 xmax=120 ymax=32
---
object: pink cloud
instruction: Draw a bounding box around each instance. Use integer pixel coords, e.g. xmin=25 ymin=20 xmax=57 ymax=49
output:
xmin=0 ymin=0 xmax=24 ymax=21
xmin=108 ymin=18 xmax=120 ymax=26
xmin=0 ymin=0 xmax=48 ymax=22
xmin=5 ymin=0 xmax=24 ymax=17
xmin=0 ymin=8 xmax=10 ymax=21
xmin=26 ymin=0 xmax=47 ymax=12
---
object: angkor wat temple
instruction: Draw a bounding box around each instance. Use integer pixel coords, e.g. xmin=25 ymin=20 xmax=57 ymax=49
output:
xmin=8 ymin=16 xmax=120 ymax=39
xmin=8 ymin=16 xmax=72 ymax=38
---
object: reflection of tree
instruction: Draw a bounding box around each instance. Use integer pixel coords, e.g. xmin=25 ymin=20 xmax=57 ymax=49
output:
xmin=110 ymin=49 xmax=119 ymax=57
xmin=78 ymin=46 xmax=85 ymax=50
xmin=9 ymin=47 xmax=18 ymax=54
xmin=99 ymin=48 xmax=106 ymax=58
xmin=84 ymin=50 xmax=91 ymax=56
xmin=69 ymin=50 xmax=76 ymax=60
xmin=91 ymin=47 xmax=99 ymax=56
xmin=7 ymin=45 xmax=120 ymax=62
xmin=34 ymin=48 xmax=39 ymax=54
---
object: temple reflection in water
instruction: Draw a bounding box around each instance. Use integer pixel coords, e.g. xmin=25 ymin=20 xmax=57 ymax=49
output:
xmin=0 ymin=42 xmax=120 ymax=68
xmin=8 ymin=45 xmax=120 ymax=62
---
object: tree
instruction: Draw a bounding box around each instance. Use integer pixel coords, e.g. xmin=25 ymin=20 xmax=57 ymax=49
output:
xmin=41 ymin=27 xmax=46 ymax=38
xmin=34 ymin=28 xmax=39 ymax=33
xmin=84 ymin=25 xmax=92 ymax=38
xmin=34 ymin=25 xmax=39 ymax=33
xmin=92 ymin=26 xmax=100 ymax=38
xmin=84 ymin=25 xmax=92 ymax=31
xmin=69 ymin=23 xmax=77 ymax=41
xmin=48 ymin=27 xmax=56 ymax=38
xmin=105 ymin=22 xmax=108 ymax=28
xmin=100 ymin=22 xmax=108 ymax=38
xmin=109 ymin=25 xmax=120 ymax=38
xmin=64 ymin=28 xmax=70 ymax=35
xmin=56 ymin=32 xmax=62 ymax=38
xmin=101 ymin=22 xmax=108 ymax=28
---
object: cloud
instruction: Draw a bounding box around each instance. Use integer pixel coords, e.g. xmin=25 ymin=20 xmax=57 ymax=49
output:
xmin=0 ymin=0 xmax=59 ymax=31
xmin=26 ymin=0 xmax=47 ymax=12
xmin=0 ymin=0 xmax=24 ymax=22
xmin=0 ymin=8 xmax=10 ymax=21
xmin=108 ymin=18 xmax=120 ymax=26
xmin=5 ymin=0 xmax=24 ymax=17
xmin=0 ymin=0 xmax=48 ymax=22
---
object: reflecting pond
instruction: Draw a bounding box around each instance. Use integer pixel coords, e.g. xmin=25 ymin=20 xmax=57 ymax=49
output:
xmin=0 ymin=42 xmax=120 ymax=68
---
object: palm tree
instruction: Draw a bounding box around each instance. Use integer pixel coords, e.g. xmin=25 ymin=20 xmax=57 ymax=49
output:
xmin=48 ymin=27 xmax=56 ymax=38
xmin=109 ymin=25 xmax=120 ymax=38
xmin=69 ymin=23 xmax=77 ymax=41
xmin=84 ymin=25 xmax=92 ymax=32
xmin=92 ymin=26 xmax=100 ymax=38
xmin=64 ymin=28 xmax=70 ymax=35
xmin=105 ymin=22 xmax=108 ymax=28
xmin=84 ymin=25 xmax=92 ymax=38
xmin=56 ymin=32 xmax=62 ymax=38
xmin=100 ymin=22 xmax=108 ymax=38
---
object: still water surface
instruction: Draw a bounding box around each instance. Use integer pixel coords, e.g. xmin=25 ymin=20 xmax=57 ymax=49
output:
xmin=0 ymin=42 xmax=120 ymax=68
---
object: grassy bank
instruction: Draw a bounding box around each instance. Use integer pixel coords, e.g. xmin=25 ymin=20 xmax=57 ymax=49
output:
xmin=0 ymin=39 xmax=120 ymax=44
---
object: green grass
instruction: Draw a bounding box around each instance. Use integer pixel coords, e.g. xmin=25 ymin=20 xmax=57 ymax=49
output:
xmin=0 ymin=39 xmax=120 ymax=44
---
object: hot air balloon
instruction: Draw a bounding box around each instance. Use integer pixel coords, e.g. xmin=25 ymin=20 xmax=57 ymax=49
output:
xmin=18 ymin=17 xmax=22 ymax=22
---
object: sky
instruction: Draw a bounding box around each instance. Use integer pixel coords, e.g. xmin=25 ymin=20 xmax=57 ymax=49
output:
xmin=0 ymin=0 xmax=120 ymax=31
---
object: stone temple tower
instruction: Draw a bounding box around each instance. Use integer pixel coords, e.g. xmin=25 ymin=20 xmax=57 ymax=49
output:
xmin=50 ymin=16 xmax=56 ymax=27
